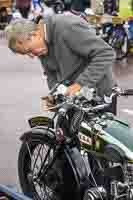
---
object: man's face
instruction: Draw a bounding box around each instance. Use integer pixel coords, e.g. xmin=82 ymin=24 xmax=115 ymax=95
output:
xmin=15 ymin=24 xmax=48 ymax=57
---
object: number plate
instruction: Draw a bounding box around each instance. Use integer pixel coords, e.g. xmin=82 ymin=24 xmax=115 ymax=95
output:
xmin=28 ymin=116 xmax=54 ymax=128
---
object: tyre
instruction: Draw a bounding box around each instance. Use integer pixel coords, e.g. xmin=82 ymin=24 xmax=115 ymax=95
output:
xmin=18 ymin=137 xmax=63 ymax=200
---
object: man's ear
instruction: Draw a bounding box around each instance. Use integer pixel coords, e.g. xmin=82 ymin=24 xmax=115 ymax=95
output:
xmin=17 ymin=35 xmax=26 ymax=44
xmin=17 ymin=38 xmax=23 ymax=44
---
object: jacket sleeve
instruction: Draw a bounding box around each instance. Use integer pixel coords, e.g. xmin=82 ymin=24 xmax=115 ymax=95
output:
xmin=45 ymin=69 xmax=58 ymax=89
xmin=39 ymin=57 xmax=58 ymax=89
xmin=63 ymin=20 xmax=114 ymax=88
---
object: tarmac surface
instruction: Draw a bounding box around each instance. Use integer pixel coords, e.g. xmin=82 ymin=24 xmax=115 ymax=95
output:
xmin=0 ymin=35 xmax=133 ymax=190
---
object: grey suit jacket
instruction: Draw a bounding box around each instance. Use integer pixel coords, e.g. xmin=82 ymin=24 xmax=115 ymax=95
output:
xmin=40 ymin=14 xmax=115 ymax=97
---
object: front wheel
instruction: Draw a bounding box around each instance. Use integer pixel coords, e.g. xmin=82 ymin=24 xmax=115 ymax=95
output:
xmin=18 ymin=139 xmax=63 ymax=200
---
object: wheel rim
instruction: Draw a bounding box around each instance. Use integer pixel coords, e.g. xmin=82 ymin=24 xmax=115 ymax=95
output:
xmin=31 ymin=144 xmax=54 ymax=200
xmin=23 ymin=143 xmax=61 ymax=200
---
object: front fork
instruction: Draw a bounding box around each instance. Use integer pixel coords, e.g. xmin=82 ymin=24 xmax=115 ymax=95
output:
xmin=35 ymin=145 xmax=60 ymax=182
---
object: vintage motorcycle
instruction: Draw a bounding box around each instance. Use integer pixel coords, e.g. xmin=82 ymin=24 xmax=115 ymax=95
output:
xmin=18 ymin=83 xmax=133 ymax=200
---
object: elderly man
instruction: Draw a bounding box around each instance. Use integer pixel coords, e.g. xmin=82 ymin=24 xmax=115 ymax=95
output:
xmin=5 ymin=14 xmax=116 ymax=113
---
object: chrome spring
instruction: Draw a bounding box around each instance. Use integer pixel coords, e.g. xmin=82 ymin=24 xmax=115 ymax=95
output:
xmin=70 ymin=110 xmax=84 ymax=134
xmin=125 ymin=163 xmax=133 ymax=184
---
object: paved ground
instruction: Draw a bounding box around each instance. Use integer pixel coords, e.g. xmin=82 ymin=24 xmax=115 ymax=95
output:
xmin=0 ymin=37 xmax=133 ymax=190
xmin=0 ymin=39 xmax=49 ymax=189
xmin=114 ymin=58 xmax=133 ymax=124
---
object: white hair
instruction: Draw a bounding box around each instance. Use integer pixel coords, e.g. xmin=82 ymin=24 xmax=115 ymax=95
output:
xmin=5 ymin=19 xmax=36 ymax=52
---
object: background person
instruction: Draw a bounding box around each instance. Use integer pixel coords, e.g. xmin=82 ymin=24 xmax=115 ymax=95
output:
xmin=16 ymin=0 xmax=31 ymax=19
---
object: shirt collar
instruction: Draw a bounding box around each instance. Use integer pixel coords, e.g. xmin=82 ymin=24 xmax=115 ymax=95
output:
xmin=43 ymin=15 xmax=54 ymax=45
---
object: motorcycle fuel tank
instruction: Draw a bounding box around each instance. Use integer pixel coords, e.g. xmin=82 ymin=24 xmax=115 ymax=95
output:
xmin=80 ymin=118 xmax=133 ymax=162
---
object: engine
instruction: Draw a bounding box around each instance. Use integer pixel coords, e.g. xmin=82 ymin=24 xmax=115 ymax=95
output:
xmin=83 ymin=159 xmax=133 ymax=200
xmin=125 ymin=163 xmax=133 ymax=184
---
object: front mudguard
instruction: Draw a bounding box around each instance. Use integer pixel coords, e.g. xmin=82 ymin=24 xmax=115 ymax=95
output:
xmin=20 ymin=126 xmax=56 ymax=146
xmin=20 ymin=115 xmax=55 ymax=144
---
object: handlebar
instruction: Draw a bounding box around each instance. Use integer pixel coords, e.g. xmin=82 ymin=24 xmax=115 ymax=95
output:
xmin=45 ymin=99 xmax=110 ymax=114
xmin=120 ymin=89 xmax=133 ymax=96
xmin=83 ymin=104 xmax=110 ymax=112
xmin=46 ymin=86 xmax=133 ymax=114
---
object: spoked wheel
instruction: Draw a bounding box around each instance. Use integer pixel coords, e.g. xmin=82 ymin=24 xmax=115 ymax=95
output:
xmin=18 ymin=140 xmax=63 ymax=200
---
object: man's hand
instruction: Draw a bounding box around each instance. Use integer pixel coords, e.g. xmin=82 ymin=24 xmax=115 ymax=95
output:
xmin=65 ymin=83 xmax=81 ymax=96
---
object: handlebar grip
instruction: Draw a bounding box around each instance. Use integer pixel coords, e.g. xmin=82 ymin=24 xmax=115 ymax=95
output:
xmin=122 ymin=89 xmax=133 ymax=96
xmin=90 ymin=104 xmax=110 ymax=112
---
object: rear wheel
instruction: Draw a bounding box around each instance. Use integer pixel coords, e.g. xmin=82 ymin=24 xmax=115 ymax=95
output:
xmin=18 ymin=139 xmax=63 ymax=200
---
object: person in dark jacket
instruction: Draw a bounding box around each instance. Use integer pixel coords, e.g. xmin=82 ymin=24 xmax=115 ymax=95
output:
xmin=71 ymin=0 xmax=91 ymax=12
xmin=5 ymin=14 xmax=117 ymax=114
xmin=16 ymin=0 xmax=31 ymax=18
xmin=0 ymin=7 xmax=8 ymax=29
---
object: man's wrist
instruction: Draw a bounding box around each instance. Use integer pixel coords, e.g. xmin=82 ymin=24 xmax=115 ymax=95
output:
xmin=65 ymin=83 xmax=81 ymax=96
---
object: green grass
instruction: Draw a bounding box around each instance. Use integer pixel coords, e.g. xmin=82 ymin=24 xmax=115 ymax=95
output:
xmin=119 ymin=0 xmax=133 ymax=17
